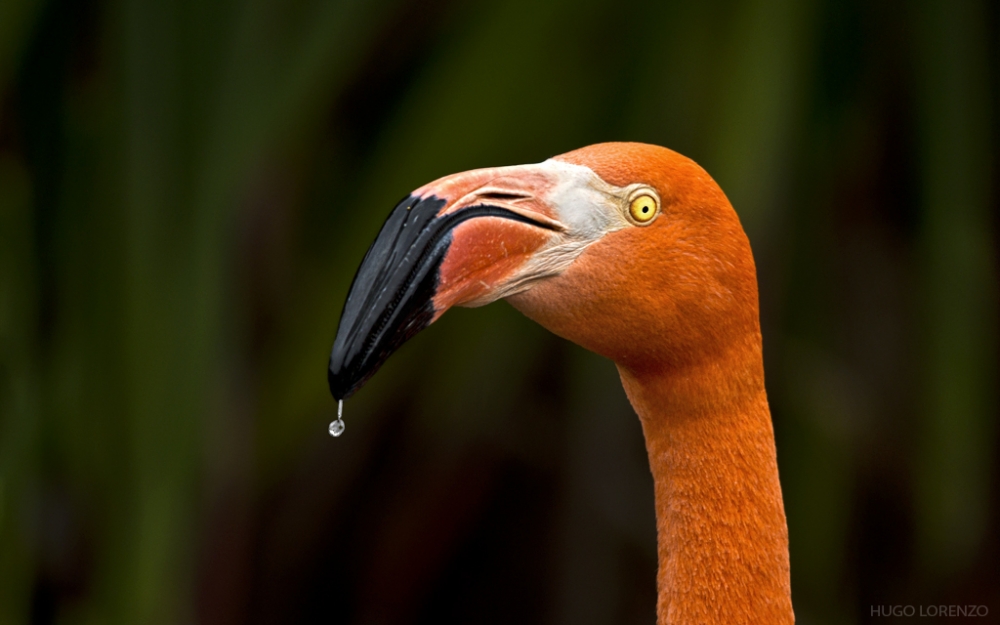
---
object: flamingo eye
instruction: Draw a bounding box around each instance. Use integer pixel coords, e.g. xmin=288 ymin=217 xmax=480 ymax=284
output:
xmin=629 ymin=194 xmax=658 ymax=224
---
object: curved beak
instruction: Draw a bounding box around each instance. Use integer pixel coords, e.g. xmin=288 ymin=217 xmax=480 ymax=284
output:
xmin=328 ymin=164 xmax=571 ymax=400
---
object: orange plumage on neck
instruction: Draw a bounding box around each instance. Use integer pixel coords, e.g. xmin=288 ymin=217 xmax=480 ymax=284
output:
xmin=510 ymin=144 xmax=793 ymax=624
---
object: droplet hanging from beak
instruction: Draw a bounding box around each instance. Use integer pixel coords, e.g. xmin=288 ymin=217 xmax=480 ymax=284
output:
xmin=329 ymin=399 xmax=345 ymax=437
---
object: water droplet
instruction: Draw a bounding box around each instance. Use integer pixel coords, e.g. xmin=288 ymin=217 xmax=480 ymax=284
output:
xmin=329 ymin=419 xmax=345 ymax=437
xmin=329 ymin=399 xmax=345 ymax=437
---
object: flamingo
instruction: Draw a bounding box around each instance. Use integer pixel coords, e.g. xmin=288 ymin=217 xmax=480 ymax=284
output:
xmin=328 ymin=142 xmax=794 ymax=624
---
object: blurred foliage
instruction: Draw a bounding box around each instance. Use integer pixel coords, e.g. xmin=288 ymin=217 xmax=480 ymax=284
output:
xmin=0 ymin=0 xmax=997 ymax=624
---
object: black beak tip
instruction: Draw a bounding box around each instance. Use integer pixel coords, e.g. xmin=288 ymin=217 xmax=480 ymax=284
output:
xmin=326 ymin=192 xmax=551 ymax=404
xmin=327 ymin=363 xmax=340 ymax=401
xmin=328 ymin=356 xmax=349 ymax=401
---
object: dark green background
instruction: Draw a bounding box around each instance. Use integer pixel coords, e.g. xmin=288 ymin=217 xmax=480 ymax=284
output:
xmin=1 ymin=0 xmax=997 ymax=623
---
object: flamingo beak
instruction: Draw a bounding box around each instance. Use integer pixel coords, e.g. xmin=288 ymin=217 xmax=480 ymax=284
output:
xmin=327 ymin=165 xmax=567 ymax=400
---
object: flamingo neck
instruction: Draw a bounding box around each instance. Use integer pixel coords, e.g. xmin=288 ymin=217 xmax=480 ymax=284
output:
xmin=618 ymin=340 xmax=793 ymax=625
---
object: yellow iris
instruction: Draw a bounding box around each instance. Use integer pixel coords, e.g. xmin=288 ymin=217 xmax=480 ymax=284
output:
xmin=629 ymin=194 xmax=658 ymax=223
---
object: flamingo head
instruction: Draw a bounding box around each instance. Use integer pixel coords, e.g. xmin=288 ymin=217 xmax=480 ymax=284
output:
xmin=328 ymin=142 xmax=759 ymax=400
